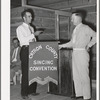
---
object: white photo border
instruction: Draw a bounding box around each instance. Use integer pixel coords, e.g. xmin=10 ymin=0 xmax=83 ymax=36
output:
xmin=1 ymin=0 xmax=99 ymax=100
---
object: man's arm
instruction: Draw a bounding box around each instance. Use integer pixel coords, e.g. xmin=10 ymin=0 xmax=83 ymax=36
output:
xmin=16 ymin=26 xmax=35 ymax=43
xmin=59 ymin=40 xmax=73 ymax=49
xmin=87 ymin=27 xmax=96 ymax=48
xmin=34 ymin=31 xmax=43 ymax=36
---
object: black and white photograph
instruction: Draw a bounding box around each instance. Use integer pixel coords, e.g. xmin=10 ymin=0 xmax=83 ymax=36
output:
xmin=1 ymin=0 xmax=99 ymax=100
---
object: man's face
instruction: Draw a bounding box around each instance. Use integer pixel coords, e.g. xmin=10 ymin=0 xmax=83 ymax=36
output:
xmin=71 ymin=14 xmax=81 ymax=26
xmin=13 ymin=40 xmax=19 ymax=48
xmin=23 ymin=12 xmax=32 ymax=24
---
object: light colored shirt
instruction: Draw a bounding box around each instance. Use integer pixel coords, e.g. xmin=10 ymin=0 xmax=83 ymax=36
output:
xmin=62 ymin=23 xmax=96 ymax=49
xmin=12 ymin=47 xmax=19 ymax=62
xmin=72 ymin=23 xmax=82 ymax=43
xmin=16 ymin=22 xmax=36 ymax=47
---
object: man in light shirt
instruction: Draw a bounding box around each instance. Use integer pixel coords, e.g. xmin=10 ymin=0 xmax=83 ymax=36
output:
xmin=59 ymin=12 xmax=96 ymax=100
xmin=16 ymin=9 xmax=41 ymax=99
xmin=10 ymin=38 xmax=21 ymax=85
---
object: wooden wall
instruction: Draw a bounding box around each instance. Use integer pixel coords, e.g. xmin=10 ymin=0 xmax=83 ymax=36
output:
xmin=11 ymin=3 xmax=96 ymax=80
xmin=49 ymin=49 xmax=73 ymax=96
xmin=85 ymin=13 xmax=96 ymax=80
xmin=11 ymin=6 xmax=70 ymax=41
xmin=11 ymin=7 xmax=56 ymax=41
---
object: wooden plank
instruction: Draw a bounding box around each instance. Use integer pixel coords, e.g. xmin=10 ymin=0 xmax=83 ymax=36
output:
xmin=62 ymin=5 xmax=96 ymax=14
xmin=59 ymin=16 xmax=70 ymax=40
xmin=11 ymin=18 xmax=23 ymax=24
xmin=91 ymin=45 xmax=96 ymax=54
xmin=11 ymin=26 xmax=55 ymax=37
xmin=89 ymin=61 xmax=96 ymax=80
xmin=83 ymin=0 xmax=96 ymax=5
xmin=11 ymin=6 xmax=55 ymax=18
xmin=85 ymin=13 xmax=96 ymax=24
xmin=11 ymin=22 xmax=22 ymax=27
xmin=43 ymin=0 xmax=96 ymax=10
xmin=23 ymin=5 xmax=55 ymax=12
xmin=42 ymin=28 xmax=55 ymax=34
xmin=55 ymin=11 xmax=71 ymax=16
xmin=55 ymin=14 xmax=59 ymax=40
xmin=28 ymin=0 xmax=66 ymax=5
xmin=11 ymin=18 xmax=55 ymax=28
xmin=30 ymin=8 xmax=55 ymax=18
xmin=60 ymin=49 xmax=73 ymax=96
xmin=49 ymin=49 xmax=73 ymax=96
xmin=11 ymin=27 xmax=17 ymax=36
xmin=38 ymin=34 xmax=55 ymax=41
xmin=59 ymin=32 xmax=69 ymax=40
xmin=11 ymin=7 xmax=25 ymax=18
xmin=59 ymin=24 xmax=69 ymax=32
xmin=21 ymin=0 xmax=27 ymax=6
xmin=43 ymin=1 xmax=69 ymax=9
xmin=11 ymin=6 xmax=56 ymax=31
xmin=11 ymin=0 xmax=21 ymax=8
xmin=68 ymin=0 xmax=83 ymax=7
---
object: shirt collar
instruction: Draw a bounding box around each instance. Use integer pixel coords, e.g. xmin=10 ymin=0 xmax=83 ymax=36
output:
xmin=75 ymin=23 xmax=82 ymax=29
xmin=23 ymin=22 xmax=29 ymax=28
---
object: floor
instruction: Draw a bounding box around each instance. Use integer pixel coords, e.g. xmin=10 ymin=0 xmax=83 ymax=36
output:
xmin=10 ymin=81 xmax=96 ymax=100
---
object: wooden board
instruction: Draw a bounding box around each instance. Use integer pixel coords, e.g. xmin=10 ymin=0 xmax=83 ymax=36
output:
xmin=49 ymin=48 xmax=74 ymax=97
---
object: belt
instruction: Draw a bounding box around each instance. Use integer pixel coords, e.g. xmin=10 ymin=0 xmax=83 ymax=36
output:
xmin=22 ymin=45 xmax=29 ymax=48
xmin=73 ymin=48 xmax=85 ymax=50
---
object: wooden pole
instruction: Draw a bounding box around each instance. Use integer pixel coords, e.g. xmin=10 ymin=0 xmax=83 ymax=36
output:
xmin=58 ymin=49 xmax=61 ymax=94
xmin=55 ymin=14 xmax=59 ymax=40
xmin=21 ymin=0 xmax=27 ymax=6
xmin=47 ymin=82 xmax=50 ymax=93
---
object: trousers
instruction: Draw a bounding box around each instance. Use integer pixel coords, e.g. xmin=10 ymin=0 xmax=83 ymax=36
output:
xmin=20 ymin=46 xmax=37 ymax=96
xmin=72 ymin=50 xmax=91 ymax=99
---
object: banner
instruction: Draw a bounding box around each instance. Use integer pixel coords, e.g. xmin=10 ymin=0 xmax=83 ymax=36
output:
xmin=29 ymin=42 xmax=58 ymax=85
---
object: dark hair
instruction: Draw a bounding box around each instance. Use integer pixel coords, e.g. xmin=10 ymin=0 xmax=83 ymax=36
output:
xmin=72 ymin=12 xmax=83 ymax=19
xmin=21 ymin=9 xmax=34 ymax=20
xmin=12 ymin=38 xmax=19 ymax=42
xmin=72 ymin=10 xmax=87 ymax=20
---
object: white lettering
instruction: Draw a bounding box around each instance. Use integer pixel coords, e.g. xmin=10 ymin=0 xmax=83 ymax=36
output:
xmin=46 ymin=45 xmax=58 ymax=58
xmin=33 ymin=60 xmax=53 ymax=65
xmin=29 ymin=45 xmax=42 ymax=59
xmin=29 ymin=66 xmax=57 ymax=71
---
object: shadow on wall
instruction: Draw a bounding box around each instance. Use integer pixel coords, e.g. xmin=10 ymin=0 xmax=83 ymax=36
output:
xmin=83 ymin=21 xmax=96 ymax=32
xmin=72 ymin=9 xmax=96 ymax=31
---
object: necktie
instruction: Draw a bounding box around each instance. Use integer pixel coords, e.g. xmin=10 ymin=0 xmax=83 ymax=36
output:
xmin=12 ymin=49 xmax=16 ymax=60
xmin=29 ymin=25 xmax=34 ymax=34
xmin=12 ymin=48 xmax=18 ymax=62
xmin=29 ymin=25 xmax=36 ymax=42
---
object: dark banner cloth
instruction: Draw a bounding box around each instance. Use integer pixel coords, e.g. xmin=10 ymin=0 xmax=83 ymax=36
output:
xmin=29 ymin=42 xmax=58 ymax=85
